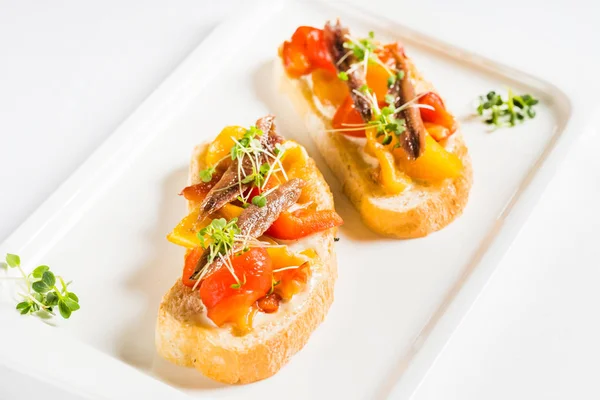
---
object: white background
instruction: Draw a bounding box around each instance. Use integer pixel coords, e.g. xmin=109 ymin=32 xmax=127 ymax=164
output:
xmin=1 ymin=0 xmax=599 ymax=399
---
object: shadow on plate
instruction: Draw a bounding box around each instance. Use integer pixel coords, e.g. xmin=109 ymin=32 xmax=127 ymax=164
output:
xmin=251 ymin=60 xmax=381 ymax=242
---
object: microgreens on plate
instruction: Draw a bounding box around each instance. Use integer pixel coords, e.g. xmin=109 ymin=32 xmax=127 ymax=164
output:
xmin=476 ymin=89 xmax=539 ymax=128
xmin=2 ymin=253 xmax=80 ymax=319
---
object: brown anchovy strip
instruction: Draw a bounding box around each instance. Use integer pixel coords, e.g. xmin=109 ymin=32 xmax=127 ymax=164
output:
xmin=323 ymin=20 xmax=372 ymax=122
xmin=387 ymin=51 xmax=426 ymax=159
xmin=198 ymin=115 xmax=283 ymax=219
xmin=190 ymin=178 xmax=305 ymax=280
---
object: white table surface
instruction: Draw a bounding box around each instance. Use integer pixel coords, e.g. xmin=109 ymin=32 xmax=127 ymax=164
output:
xmin=1 ymin=0 xmax=599 ymax=399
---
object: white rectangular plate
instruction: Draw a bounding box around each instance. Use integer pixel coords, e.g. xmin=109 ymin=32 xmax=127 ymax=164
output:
xmin=0 ymin=1 xmax=580 ymax=399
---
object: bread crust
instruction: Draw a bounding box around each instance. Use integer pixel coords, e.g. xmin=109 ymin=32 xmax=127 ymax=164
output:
xmin=156 ymin=143 xmax=338 ymax=384
xmin=276 ymin=57 xmax=473 ymax=238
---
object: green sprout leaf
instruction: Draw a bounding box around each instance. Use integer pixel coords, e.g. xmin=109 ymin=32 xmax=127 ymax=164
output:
xmin=5 ymin=253 xmax=80 ymax=320
xmin=387 ymin=75 xmax=396 ymax=88
xmin=58 ymin=300 xmax=71 ymax=319
xmin=32 ymin=281 xmax=50 ymax=294
xmin=45 ymin=292 xmax=59 ymax=307
xmin=42 ymin=270 xmax=56 ymax=287
xmin=6 ymin=254 xmax=20 ymax=268
xmin=199 ymin=166 xmax=215 ymax=183
xmin=198 ymin=218 xmax=241 ymax=264
xmin=63 ymin=297 xmax=80 ymax=311
xmin=16 ymin=301 xmax=31 ymax=314
xmin=259 ymin=163 xmax=270 ymax=176
xmin=252 ymin=195 xmax=267 ymax=208
xmin=32 ymin=265 xmax=49 ymax=278
xmin=338 ymin=71 xmax=349 ymax=81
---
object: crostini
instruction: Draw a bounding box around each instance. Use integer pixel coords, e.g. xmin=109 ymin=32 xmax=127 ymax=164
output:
xmin=156 ymin=115 xmax=342 ymax=384
xmin=277 ymin=22 xmax=472 ymax=238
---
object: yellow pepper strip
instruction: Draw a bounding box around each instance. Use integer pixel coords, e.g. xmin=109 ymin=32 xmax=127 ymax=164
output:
xmin=365 ymin=128 xmax=410 ymax=195
xmin=205 ymin=125 xmax=247 ymax=166
xmin=394 ymin=133 xmax=463 ymax=182
xmin=166 ymin=208 xmax=210 ymax=248
xmin=267 ymin=246 xmax=312 ymax=301
xmin=219 ymin=203 xmax=244 ymax=220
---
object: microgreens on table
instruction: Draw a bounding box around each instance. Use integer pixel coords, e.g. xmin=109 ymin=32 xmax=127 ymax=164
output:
xmin=476 ymin=89 xmax=539 ymax=128
xmin=2 ymin=253 xmax=80 ymax=319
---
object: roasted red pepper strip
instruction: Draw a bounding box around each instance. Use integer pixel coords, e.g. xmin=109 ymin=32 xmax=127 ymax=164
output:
xmin=266 ymin=209 xmax=343 ymax=240
xmin=332 ymin=95 xmax=366 ymax=137
xmin=418 ymin=92 xmax=457 ymax=134
xmin=182 ymin=247 xmax=203 ymax=287
xmin=283 ymin=26 xmax=336 ymax=77
xmin=200 ymin=248 xmax=272 ymax=327
xmin=282 ymin=40 xmax=311 ymax=78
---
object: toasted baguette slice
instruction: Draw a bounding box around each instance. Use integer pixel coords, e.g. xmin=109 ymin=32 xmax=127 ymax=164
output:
xmin=275 ymin=58 xmax=473 ymax=238
xmin=156 ymin=142 xmax=338 ymax=384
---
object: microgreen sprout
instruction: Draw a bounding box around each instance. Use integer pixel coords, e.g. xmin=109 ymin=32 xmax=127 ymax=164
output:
xmin=251 ymin=194 xmax=267 ymax=207
xmin=326 ymin=90 xmax=430 ymax=148
xmin=268 ymin=278 xmax=281 ymax=295
xmin=198 ymin=218 xmax=240 ymax=265
xmin=387 ymin=70 xmax=405 ymax=88
xmin=228 ymin=125 xmax=289 ymax=206
xmin=476 ymin=89 xmax=539 ymax=128
xmin=343 ymin=33 xmax=378 ymax=65
xmin=2 ymin=253 xmax=80 ymax=319
xmin=199 ymin=166 xmax=215 ymax=183
xmin=230 ymin=274 xmax=246 ymax=290
xmin=338 ymin=31 xmax=397 ymax=82
xmin=193 ymin=218 xmax=287 ymax=287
